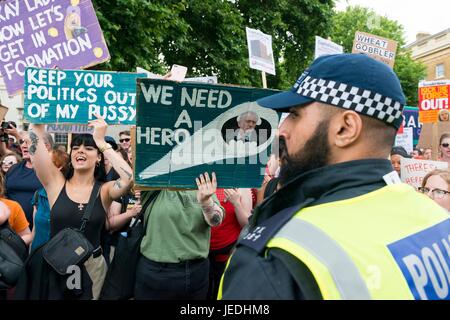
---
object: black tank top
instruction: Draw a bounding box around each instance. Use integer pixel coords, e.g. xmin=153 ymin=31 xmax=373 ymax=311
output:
xmin=50 ymin=182 xmax=106 ymax=248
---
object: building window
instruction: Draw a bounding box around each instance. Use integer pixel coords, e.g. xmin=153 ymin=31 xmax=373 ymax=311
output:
xmin=54 ymin=133 xmax=68 ymax=145
xmin=436 ymin=64 xmax=445 ymax=78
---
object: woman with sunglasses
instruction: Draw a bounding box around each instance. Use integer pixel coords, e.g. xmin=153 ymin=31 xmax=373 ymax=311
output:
xmin=19 ymin=114 xmax=134 ymax=300
xmin=418 ymin=169 xmax=450 ymax=212
xmin=438 ymin=133 xmax=450 ymax=164
xmin=0 ymin=152 xmax=21 ymax=175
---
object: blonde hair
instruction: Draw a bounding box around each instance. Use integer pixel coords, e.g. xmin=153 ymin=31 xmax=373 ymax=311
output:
xmin=439 ymin=109 xmax=450 ymax=121
xmin=422 ymin=169 xmax=450 ymax=188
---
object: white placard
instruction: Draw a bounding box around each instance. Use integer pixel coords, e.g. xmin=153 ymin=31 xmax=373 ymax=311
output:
xmin=400 ymin=158 xmax=448 ymax=188
xmin=170 ymin=64 xmax=188 ymax=82
xmin=184 ymin=76 xmax=218 ymax=84
xmin=315 ymin=36 xmax=343 ymax=59
xmin=395 ymin=127 xmax=414 ymax=155
xmin=246 ymin=27 xmax=276 ymax=75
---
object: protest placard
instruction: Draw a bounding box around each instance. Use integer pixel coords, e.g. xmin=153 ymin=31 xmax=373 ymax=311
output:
xmin=184 ymin=76 xmax=218 ymax=84
xmin=46 ymin=123 xmax=93 ymax=134
xmin=24 ymin=67 xmax=145 ymax=124
xmin=0 ymin=104 xmax=9 ymax=121
xmin=401 ymin=158 xmax=448 ymax=188
xmin=134 ymin=79 xmax=280 ymax=189
xmin=315 ymin=36 xmax=343 ymax=59
xmin=395 ymin=127 xmax=413 ymax=155
xmin=0 ymin=0 xmax=110 ymax=96
xmin=245 ymin=27 xmax=276 ymax=76
xmin=418 ymin=80 xmax=450 ymax=124
xmin=352 ymin=31 xmax=397 ymax=68
xmin=402 ymin=106 xmax=421 ymax=146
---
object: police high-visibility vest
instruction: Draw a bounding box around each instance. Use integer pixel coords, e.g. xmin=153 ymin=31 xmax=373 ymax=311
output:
xmin=220 ymin=184 xmax=450 ymax=300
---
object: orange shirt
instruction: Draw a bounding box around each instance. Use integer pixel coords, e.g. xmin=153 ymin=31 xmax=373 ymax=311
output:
xmin=3 ymin=198 xmax=29 ymax=233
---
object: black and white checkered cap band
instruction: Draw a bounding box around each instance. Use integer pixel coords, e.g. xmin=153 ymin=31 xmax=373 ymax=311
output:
xmin=294 ymin=76 xmax=403 ymax=125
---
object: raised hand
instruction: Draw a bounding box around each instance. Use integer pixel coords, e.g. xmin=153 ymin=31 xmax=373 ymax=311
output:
xmin=88 ymin=113 xmax=108 ymax=146
xmin=196 ymin=172 xmax=217 ymax=205
xmin=224 ymin=188 xmax=241 ymax=206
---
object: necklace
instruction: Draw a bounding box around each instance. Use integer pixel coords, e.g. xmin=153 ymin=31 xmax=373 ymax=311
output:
xmin=78 ymin=203 xmax=84 ymax=211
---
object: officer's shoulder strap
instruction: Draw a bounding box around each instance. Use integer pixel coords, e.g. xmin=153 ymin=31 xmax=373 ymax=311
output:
xmin=239 ymin=198 xmax=315 ymax=254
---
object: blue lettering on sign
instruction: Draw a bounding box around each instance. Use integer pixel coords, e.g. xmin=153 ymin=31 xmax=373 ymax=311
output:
xmin=388 ymin=219 xmax=450 ymax=300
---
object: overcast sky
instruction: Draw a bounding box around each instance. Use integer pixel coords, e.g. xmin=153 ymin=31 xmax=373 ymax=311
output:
xmin=335 ymin=0 xmax=449 ymax=44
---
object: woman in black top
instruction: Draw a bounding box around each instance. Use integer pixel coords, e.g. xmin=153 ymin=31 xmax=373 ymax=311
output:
xmin=28 ymin=114 xmax=134 ymax=299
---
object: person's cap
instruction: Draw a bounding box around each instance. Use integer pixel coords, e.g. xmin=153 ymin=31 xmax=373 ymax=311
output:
xmin=104 ymin=136 xmax=119 ymax=151
xmin=391 ymin=146 xmax=411 ymax=158
xmin=257 ymin=53 xmax=406 ymax=129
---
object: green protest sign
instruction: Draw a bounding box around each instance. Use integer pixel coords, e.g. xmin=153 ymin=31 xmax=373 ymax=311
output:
xmin=24 ymin=67 xmax=145 ymax=124
xmin=135 ymin=79 xmax=280 ymax=189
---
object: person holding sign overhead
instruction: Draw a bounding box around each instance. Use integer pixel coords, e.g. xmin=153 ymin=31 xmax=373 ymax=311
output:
xmin=135 ymin=172 xmax=224 ymax=300
xmin=16 ymin=114 xmax=134 ymax=300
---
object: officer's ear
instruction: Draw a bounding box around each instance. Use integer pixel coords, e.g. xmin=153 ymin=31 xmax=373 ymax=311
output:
xmin=328 ymin=110 xmax=363 ymax=148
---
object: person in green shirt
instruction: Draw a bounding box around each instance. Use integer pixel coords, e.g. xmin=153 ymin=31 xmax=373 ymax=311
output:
xmin=135 ymin=172 xmax=224 ymax=300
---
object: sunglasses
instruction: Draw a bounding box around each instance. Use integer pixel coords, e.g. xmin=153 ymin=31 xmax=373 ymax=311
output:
xmin=119 ymin=138 xmax=131 ymax=143
xmin=441 ymin=143 xmax=450 ymax=148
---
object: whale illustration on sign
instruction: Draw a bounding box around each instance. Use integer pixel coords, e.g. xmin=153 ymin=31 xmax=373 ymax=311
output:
xmin=138 ymin=101 xmax=279 ymax=180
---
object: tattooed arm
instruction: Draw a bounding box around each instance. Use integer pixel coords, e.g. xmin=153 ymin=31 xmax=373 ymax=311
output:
xmin=29 ymin=124 xmax=65 ymax=202
xmin=196 ymin=172 xmax=224 ymax=227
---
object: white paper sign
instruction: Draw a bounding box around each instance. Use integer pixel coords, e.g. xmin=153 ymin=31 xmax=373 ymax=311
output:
xmin=184 ymin=76 xmax=218 ymax=84
xmin=395 ymin=127 xmax=414 ymax=155
xmin=170 ymin=64 xmax=188 ymax=82
xmin=246 ymin=27 xmax=276 ymax=75
xmin=315 ymin=36 xmax=343 ymax=59
xmin=400 ymin=158 xmax=448 ymax=188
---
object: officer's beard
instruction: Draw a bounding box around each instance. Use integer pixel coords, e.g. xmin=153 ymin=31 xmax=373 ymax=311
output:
xmin=278 ymin=119 xmax=331 ymax=186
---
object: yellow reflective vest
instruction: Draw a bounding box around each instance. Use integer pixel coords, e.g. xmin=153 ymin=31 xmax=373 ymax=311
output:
xmin=219 ymin=184 xmax=450 ymax=300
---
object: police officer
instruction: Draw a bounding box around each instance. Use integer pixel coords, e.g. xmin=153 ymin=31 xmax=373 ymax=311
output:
xmin=219 ymin=54 xmax=450 ymax=300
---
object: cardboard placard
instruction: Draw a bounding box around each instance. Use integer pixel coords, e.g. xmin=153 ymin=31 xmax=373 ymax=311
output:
xmin=352 ymin=31 xmax=397 ymax=68
xmin=0 ymin=104 xmax=9 ymax=121
xmin=0 ymin=0 xmax=110 ymax=96
xmin=401 ymin=158 xmax=448 ymax=188
xmin=134 ymin=79 xmax=280 ymax=189
xmin=24 ymin=67 xmax=145 ymax=124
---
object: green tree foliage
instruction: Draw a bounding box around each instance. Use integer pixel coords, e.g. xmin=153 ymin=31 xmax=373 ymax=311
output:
xmin=92 ymin=0 xmax=334 ymax=89
xmin=330 ymin=6 xmax=426 ymax=106
xmin=236 ymin=0 xmax=335 ymax=88
xmin=92 ymin=0 xmax=189 ymax=74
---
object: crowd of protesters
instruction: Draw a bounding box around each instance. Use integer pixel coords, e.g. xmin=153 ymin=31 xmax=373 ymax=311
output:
xmin=0 ymin=118 xmax=447 ymax=300
xmin=1 ymin=55 xmax=450 ymax=301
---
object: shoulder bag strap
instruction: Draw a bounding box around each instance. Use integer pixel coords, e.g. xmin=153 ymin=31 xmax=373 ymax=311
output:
xmin=79 ymin=181 xmax=102 ymax=233
xmin=130 ymin=190 xmax=161 ymax=228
